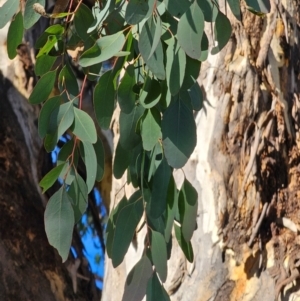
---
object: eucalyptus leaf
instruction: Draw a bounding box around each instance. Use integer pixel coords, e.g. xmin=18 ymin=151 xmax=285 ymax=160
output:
xmin=174 ymin=223 xmax=194 ymax=262
xmin=24 ymin=0 xmax=45 ymax=29
xmin=0 ymin=0 xmax=19 ymax=29
xmin=7 ymin=12 xmax=23 ymax=60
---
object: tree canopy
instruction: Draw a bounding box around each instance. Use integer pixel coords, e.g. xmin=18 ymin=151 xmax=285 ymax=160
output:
xmin=0 ymin=0 xmax=270 ymax=299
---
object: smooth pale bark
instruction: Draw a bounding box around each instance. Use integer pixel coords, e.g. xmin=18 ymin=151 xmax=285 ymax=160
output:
xmin=103 ymin=1 xmax=300 ymax=301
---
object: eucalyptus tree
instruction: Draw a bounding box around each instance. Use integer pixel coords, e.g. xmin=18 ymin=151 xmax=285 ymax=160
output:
xmin=1 ymin=0 xmax=300 ymax=300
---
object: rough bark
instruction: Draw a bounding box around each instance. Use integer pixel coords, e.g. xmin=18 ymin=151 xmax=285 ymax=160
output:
xmin=103 ymin=1 xmax=300 ymax=300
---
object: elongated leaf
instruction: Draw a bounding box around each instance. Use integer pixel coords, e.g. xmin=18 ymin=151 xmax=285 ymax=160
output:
xmin=71 ymin=107 xmax=97 ymax=143
xmin=29 ymin=69 xmax=57 ymax=104
xmin=148 ymin=158 xmax=171 ymax=218
xmin=45 ymin=186 xmax=74 ymax=262
xmin=74 ymin=3 xmax=94 ymax=41
xmin=148 ymin=15 xmax=162 ymax=60
xmin=148 ymin=142 xmax=162 ymax=182
xmin=112 ymin=193 xmax=143 ymax=267
xmin=162 ymin=99 xmax=196 ymax=168
xmin=122 ymin=256 xmax=153 ymax=301
xmin=58 ymin=63 xmax=79 ymax=96
xmin=188 ymin=82 xmax=203 ymax=111
xmin=24 ymin=0 xmax=45 ymax=29
xmin=38 ymin=96 xmax=61 ymax=138
xmin=197 ymin=0 xmax=218 ymax=22
xmin=227 ymin=0 xmax=241 ymax=20
xmin=35 ymin=24 xmax=64 ymax=48
xmin=180 ymin=55 xmax=201 ymax=91
xmin=48 ymin=102 xmax=75 ymax=140
xmin=44 ymin=132 xmax=58 ymax=152
xmin=0 ymin=0 xmax=19 ymax=29
xmin=113 ymin=141 xmax=131 ymax=179
xmin=117 ymin=64 xmax=136 ymax=114
xmin=7 ymin=12 xmax=23 ymax=59
xmin=166 ymin=37 xmax=186 ymax=95
xmin=211 ymin=12 xmax=232 ymax=55
xmin=94 ymin=138 xmax=105 ymax=182
xmin=39 ymin=163 xmax=66 ymax=193
xmin=125 ymin=0 xmax=149 ymax=25
xmin=94 ymin=70 xmax=115 ymax=129
xmin=174 ymin=223 xmax=194 ymax=262
xmin=37 ymin=35 xmax=58 ymax=58
xmin=163 ymin=0 xmax=190 ymax=18
xmin=35 ymin=55 xmax=57 ymax=76
xmin=245 ymin=0 xmax=270 ymax=13
xmin=88 ymin=0 xmax=112 ymax=33
xmin=80 ymin=141 xmax=97 ymax=193
xmin=79 ymin=31 xmax=125 ymax=67
xmin=141 ymin=108 xmax=161 ymax=151
xmin=151 ymin=230 xmax=167 ymax=282
xmin=146 ymin=273 xmax=170 ymax=301
xmin=177 ymin=0 xmax=204 ymax=60
xmin=139 ymin=77 xmax=161 ymax=109
xmin=119 ymin=105 xmax=144 ymax=150
xmin=178 ymin=179 xmax=198 ymax=242
xmin=139 ymin=17 xmax=165 ymax=80
xmin=68 ymin=173 xmax=88 ymax=223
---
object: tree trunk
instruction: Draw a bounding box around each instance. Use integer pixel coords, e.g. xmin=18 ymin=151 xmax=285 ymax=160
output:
xmin=103 ymin=1 xmax=300 ymax=300
xmin=0 ymin=10 xmax=100 ymax=301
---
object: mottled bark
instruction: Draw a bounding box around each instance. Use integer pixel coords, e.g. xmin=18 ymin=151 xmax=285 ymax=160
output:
xmin=103 ymin=0 xmax=300 ymax=300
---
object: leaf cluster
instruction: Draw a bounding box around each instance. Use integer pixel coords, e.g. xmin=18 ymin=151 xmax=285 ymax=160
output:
xmin=0 ymin=0 xmax=270 ymax=298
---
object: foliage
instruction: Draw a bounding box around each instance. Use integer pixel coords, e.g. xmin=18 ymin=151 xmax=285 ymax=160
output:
xmin=0 ymin=0 xmax=269 ymax=299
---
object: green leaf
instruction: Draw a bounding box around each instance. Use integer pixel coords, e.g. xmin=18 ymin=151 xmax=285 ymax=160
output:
xmin=148 ymin=158 xmax=171 ymax=218
xmin=162 ymin=98 xmax=196 ymax=168
xmin=148 ymin=15 xmax=162 ymax=60
xmin=38 ymin=96 xmax=61 ymax=138
xmin=113 ymin=141 xmax=131 ymax=179
xmin=35 ymin=24 xmax=64 ymax=48
xmin=94 ymin=138 xmax=105 ymax=182
xmin=88 ymin=0 xmax=112 ymax=33
xmin=57 ymin=138 xmax=77 ymax=165
xmin=24 ymin=0 xmax=45 ymax=29
xmin=48 ymin=102 xmax=75 ymax=140
xmin=151 ymin=230 xmax=168 ymax=282
xmin=139 ymin=17 xmax=165 ymax=80
xmin=74 ymin=4 xmax=94 ymax=41
xmin=29 ymin=69 xmax=57 ymax=104
xmin=45 ymin=186 xmax=75 ymax=262
xmin=227 ymin=0 xmax=241 ymax=20
xmin=58 ymin=63 xmax=79 ymax=96
xmin=245 ymin=0 xmax=270 ymax=13
xmin=119 ymin=105 xmax=144 ymax=150
xmin=122 ymin=255 xmax=153 ymax=301
xmin=39 ymin=163 xmax=66 ymax=193
xmin=139 ymin=77 xmax=161 ymax=109
xmin=7 ymin=12 xmax=23 ymax=59
xmin=35 ymin=55 xmax=57 ymax=76
xmin=112 ymin=191 xmax=143 ymax=267
xmin=163 ymin=0 xmax=190 ymax=18
xmin=79 ymin=31 xmax=125 ymax=67
xmin=141 ymin=108 xmax=161 ymax=151
xmin=188 ymin=82 xmax=203 ymax=111
xmin=211 ymin=11 xmax=232 ymax=55
xmin=117 ymin=64 xmax=136 ymax=114
xmin=146 ymin=273 xmax=170 ymax=301
xmin=79 ymin=141 xmax=97 ymax=193
xmin=68 ymin=173 xmax=88 ymax=223
xmin=0 ymin=0 xmax=19 ymax=29
xmin=181 ymin=55 xmax=201 ymax=91
xmin=166 ymin=37 xmax=186 ymax=95
xmin=148 ymin=142 xmax=162 ymax=182
xmin=178 ymin=179 xmax=198 ymax=242
xmin=197 ymin=0 xmax=218 ymax=22
xmin=71 ymin=107 xmax=97 ymax=143
xmin=37 ymin=35 xmax=58 ymax=58
xmin=200 ymin=32 xmax=209 ymax=61
xmin=44 ymin=132 xmax=58 ymax=152
xmin=125 ymin=0 xmax=150 ymax=25
xmin=94 ymin=70 xmax=115 ymax=130
xmin=177 ymin=0 xmax=204 ymax=60
xmin=174 ymin=223 xmax=194 ymax=262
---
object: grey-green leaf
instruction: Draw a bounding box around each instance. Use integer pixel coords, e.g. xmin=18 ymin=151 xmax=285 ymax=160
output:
xmin=94 ymin=70 xmax=115 ymax=130
xmin=227 ymin=0 xmax=241 ymax=20
xmin=45 ymin=186 xmax=75 ymax=262
xmin=71 ymin=107 xmax=97 ymax=143
xmin=94 ymin=138 xmax=105 ymax=182
xmin=151 ymin=230 xmax=168 ymax=282
xmin=162 ymin=99 xmax=196 ymax=168
xmin=146 ymin=273 xmax=170 ymax=301
xmin=174 ymin=223 xmax=194 ymax=262
xmin=0 ymin=0 xmax=19 ymax=29
xmin=125 ymin=0 xmax=149 ymax=25
xmin=35 ymin=55 xmax=57 ymax=76
xmin=24 ymin=0 xmax=45 ymax=29
xmin=177 ymin=0 xmax=204 ymax=60
xmin=122 ymin=255 xmax=153 ymax=301
xmin=163 ymin=0 xmax=190 ymax=18
xmin=39 ymin=163 xmax=66 ymax=193
xmin=80 ymin=141 xmax=97 ymax=193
